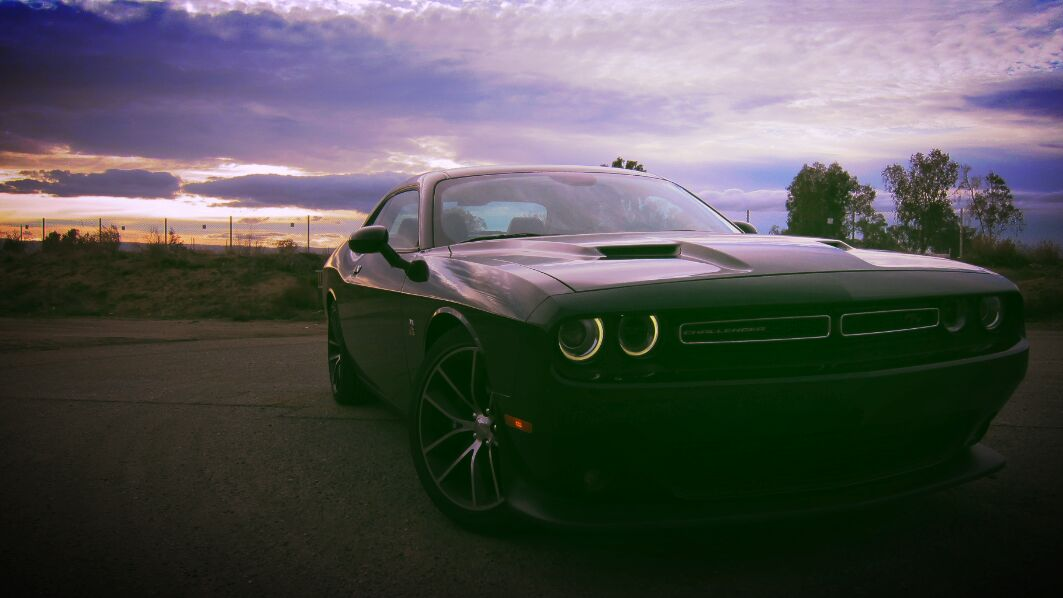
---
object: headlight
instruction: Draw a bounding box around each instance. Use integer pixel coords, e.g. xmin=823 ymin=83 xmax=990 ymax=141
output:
xmin=618 ymin=314 xmax=659 ymax=357
xmin=979 ymin=296 xmax=1003 ymax=331
xmin=941 ymin=299 xmax=966 ymax=333
xmin=559 ymin=318 xmax=604 ymax=361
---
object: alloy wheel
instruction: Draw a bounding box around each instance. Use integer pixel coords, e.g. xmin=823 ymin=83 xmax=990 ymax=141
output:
xmin=417 ymin=346 xmax=504 ymax=511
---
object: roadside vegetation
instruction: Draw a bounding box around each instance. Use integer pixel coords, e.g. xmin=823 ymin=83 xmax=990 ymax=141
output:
xmin=3 ymin=150 xmax=1059 ymax=323
xmin=964 ymin=238 xmax=1063 ymax=322
xmin=760 ymin=147 xmax=1061 ymax=322
xmin=1 ymin=226 xmax=326 ymax=320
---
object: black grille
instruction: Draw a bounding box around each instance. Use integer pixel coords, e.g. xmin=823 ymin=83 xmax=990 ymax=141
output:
xmin=840 ymin=308 xmax=939 ymax=336
xmin=679 ymin=315 xmax=830 ymax=344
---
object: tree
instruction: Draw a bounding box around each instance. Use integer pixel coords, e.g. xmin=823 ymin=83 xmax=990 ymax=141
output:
xmin=956 ymin=164 xmax=981 ymax=211
xmin=843 ymin=183 xmax=878 ymax=241
xmin=605 ymin=157 xmax=646 ymax=172
xmin=785 ymin=162 xmax=876 ymax=240
xmin=855 ymin=213 xmax=898 ymax=249
xmin=882 ymin=149 xmax=959 ymax=253
xmin=274 ymin=238 xmax=299 ymax=253
xmin=971 ymin=172 xmax=1023 ymax=241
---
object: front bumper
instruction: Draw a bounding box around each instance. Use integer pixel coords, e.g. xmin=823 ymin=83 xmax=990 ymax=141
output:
xmin=497 ymin=338 xmax=1028 ymax=527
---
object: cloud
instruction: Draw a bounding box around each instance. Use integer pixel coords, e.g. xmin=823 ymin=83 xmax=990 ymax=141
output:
xmin=697 ymin=188 xmax=789 ymax=212
xmin=1014 ymin=189 xmax=1063 ymax=211
xmin=3 ymin=0 xmax=1061 ymax=176
xmin=183 ymin=172 xmax=409 ymax=210
xmin=966 ymin=77 xmax=1063 ymax=119
xmin=0 ymin=168 xmax=181 ymax=198
xmin=0 ymin=1 xmax=490 ymax=167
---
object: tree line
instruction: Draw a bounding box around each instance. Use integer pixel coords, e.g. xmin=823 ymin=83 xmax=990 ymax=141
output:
xmin=779 ymin=149 xmax=1023 ymax=255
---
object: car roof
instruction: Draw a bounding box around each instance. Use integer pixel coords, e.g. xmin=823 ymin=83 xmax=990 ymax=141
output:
xmin=411 ymin=164 xmax=663 ymax=183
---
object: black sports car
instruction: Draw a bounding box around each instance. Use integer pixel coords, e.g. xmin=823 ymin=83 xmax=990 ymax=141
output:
xmin=322 ymin=165 xmax=1028 ymax=529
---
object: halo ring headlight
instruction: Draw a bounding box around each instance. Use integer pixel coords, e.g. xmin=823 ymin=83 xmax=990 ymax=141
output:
xmin=979 ymin=296 xmax=1003 ymax=331
xmin=559 ymin=318 xmax=604 ymax=361
xmin=941 ymin=299 xmax=967 ymax=333
xmin=619 ymin=314 xmax=660 ymax=357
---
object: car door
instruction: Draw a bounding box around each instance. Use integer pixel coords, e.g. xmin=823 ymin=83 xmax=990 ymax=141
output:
xmin=339 ymin=188 xmax=420 ymax=405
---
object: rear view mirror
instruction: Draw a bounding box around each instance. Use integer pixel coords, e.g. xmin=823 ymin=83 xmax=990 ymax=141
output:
xmin=733 ymin=221 xmax=758 ymax=234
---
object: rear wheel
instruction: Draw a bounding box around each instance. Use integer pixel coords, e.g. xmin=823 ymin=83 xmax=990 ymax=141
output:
xmin=327 ymin=301 xmax=365 ymax=405
xmin=409 ymin=328 xmax=513 ymax=531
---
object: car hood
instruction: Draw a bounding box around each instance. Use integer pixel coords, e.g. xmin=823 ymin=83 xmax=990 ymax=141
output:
xmin=446 ymin=232 xmax=990 ymax=292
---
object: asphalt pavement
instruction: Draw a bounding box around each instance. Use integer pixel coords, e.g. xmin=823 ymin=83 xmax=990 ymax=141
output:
xmin=1 ymin=317 xmax=1060 ymax=597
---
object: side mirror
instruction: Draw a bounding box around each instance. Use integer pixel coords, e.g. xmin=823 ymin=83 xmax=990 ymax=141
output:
xmin=733 ymin=221 xmax=758 ymax=234
xmin=347 ymin=224 xmax=429 ymax=283
xmin=348 ymin=225 xmax=389 ymax=254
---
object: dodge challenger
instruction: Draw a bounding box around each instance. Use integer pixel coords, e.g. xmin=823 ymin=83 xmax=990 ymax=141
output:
xmin=321 ymin=165 xmax=1028 ymax=529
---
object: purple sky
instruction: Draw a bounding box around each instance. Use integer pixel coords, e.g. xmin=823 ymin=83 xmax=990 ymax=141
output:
xmin=1 ymin=0 xmax=1061 ymax=243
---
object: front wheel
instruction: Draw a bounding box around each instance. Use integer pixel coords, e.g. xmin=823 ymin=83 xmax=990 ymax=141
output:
xmin=327 ymin=301 xmax=366 ymax=405
xmin=409 ymin=328 xmax=514 ymax=531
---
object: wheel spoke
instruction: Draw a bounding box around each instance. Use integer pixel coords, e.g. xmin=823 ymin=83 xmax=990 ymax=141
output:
xmin=469 ymin=350 xmax=479 ymax=411
xmin=469 ymin=440 xmax=482 ymax=507
xmin=329 ymin=354 xmax=341 ymax=385
xmin=422 ymin=426 xmax=470 ymax=455
xmin=434 ymin=439 xmax=478 ymax=484
xmin=435 ymin=366 xmax=478 ymax=415
xmin=422 ymin=392 xmax=472 ymax=425
xmin=487 ymin=443 xmax=501 ymax=500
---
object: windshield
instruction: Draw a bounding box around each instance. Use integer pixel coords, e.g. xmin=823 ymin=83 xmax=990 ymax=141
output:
xmin=433 ymin=172 xmax=738 ymax=245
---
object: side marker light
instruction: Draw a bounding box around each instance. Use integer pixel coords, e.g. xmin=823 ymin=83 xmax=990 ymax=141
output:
xmin=504 ymin=414 xmax=533 ymax=433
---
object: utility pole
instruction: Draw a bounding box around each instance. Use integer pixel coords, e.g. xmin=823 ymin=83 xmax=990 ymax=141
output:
xmin=959 ymin=207 xmax=964 ymax=259
xmin=41 ymin=217 xmax=45 ymax=243
xmin=229 ymin=216 xmax=233 ymax=248
xmin=98 ymin=217 xmax=102 ymax=239
xmin=306 ymin=215 xmax=311 ymax=253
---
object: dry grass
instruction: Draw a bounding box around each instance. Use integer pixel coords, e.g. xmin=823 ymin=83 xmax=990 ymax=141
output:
xmin=0 ymin=245 xmax=326 ymax=321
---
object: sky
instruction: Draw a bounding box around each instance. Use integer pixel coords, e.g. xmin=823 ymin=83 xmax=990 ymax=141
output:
xmin=1 ymin=0 xmax=1061 ymax=246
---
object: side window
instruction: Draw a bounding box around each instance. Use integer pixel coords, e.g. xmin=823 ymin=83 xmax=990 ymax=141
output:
xmin=370 ymin=190 xmax=419 ymax=250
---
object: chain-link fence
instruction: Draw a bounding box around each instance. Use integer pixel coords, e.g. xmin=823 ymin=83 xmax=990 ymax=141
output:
xmin=1 ymin=216 xmax=362 ymax=253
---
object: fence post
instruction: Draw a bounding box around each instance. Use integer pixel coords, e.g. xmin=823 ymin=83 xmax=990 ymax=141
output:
xmin=306 ymin=215 xmax=310 ymax=253
xmin=98 ymin=217 xmax=102 ymax=239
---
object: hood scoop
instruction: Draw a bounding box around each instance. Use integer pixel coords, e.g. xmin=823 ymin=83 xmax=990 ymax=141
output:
xmin=597 ymin=243 xmax=680 ymax=259
xmin=818 ymin=239 xmax=852 ymax=250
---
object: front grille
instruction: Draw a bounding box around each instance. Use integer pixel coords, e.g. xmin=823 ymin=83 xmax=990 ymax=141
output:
xmin=679 ymin=315 xmax=831 ymax=344
xmin=840 ymin=307 xmax=940 ymax=336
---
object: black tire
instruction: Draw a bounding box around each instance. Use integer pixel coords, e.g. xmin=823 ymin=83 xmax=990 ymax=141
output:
xmin=327 ymin=301 xmax=366 ymax=405
xmin=408 ymin=327 xmax=515 ymax=532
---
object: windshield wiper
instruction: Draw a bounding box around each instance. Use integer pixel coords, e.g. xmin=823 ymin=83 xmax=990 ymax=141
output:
xmin=457 ymin=232 xmax=555 ymax=244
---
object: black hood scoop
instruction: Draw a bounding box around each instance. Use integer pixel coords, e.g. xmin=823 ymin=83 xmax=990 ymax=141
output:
xmin=597 ymin=243 xmax=680 ymax=259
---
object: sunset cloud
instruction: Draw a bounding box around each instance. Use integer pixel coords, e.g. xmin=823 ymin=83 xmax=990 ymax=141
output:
xmin=1 ymin=0 xmax=1061 ymax=242
xmin=0 ymin=168 xmax=181 ymax=198
xmin=183 ymin=172 xmax=408 ymax=210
